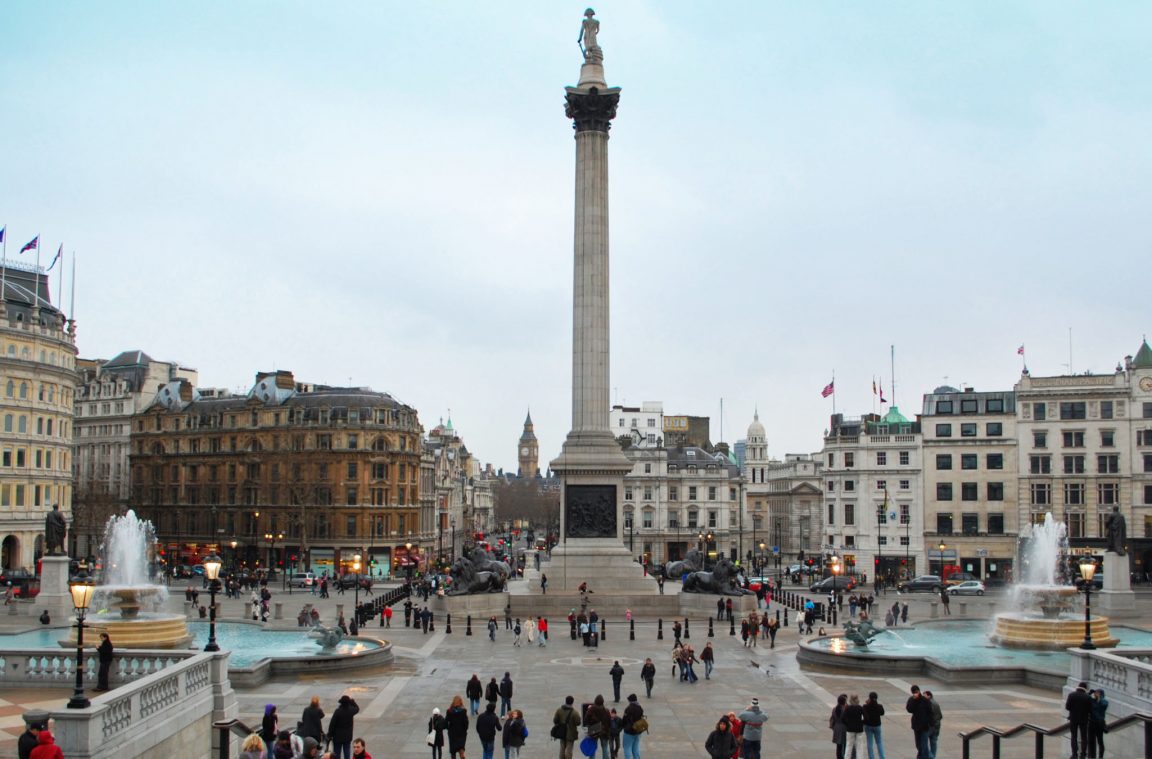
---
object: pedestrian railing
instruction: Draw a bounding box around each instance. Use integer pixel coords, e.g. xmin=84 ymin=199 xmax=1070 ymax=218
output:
xmin=212 ymin=717 xmax=257 ymax=759
xmin=957 ymin=712 xmax=1152 ymax=759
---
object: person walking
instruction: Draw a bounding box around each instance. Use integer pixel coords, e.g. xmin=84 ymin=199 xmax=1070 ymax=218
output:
xmin=766 ymin=616 xmax=779 ymax=648
xmin=488 ymin=617 xmax=498 ymax=642
xmin=503 ymin=709 xmax=526 ymax=759
xmin=445 ymin=695 xmax=469 ymax=759
xmin=924 ymin=690 xmax=942 ymax=759
xmin=725 ymin=598 xmax=734 ymax=621
xmin=499 ymin=672 xmax=514 ymax=717
xmin=1088 ymin=688 xmax=1109 ymax=759
xmin=96 ymin=632 xmax=114 ymax=691
xmin=844 ymin=694 xmax=865 ymax=759
xmin=553 ymin=695 xmax=581 ymax=759
xmin=485 ymin=677 xmax=499 ymax=711
xmin=584 ymin=694 xmax=612 ymax=759
xmin=862 ymin=691 xmax=886 ymax=759
xmin=261 ymin=703 xmax=280 ymax=756
xmin=541 ymin=573 xmax=548 ymax=594
xmin=466 ymin=674 xmax=483 ymax=716
xmin=475 ymin=702 xmax=501 ymax=759
xmin=300 ymin=695 xmax=325 ymax=745
xmin=1066 ymin=680 xmax=1093 ymax=759
xmin=328 ymin=695 xmax=360 ymax=759
xmin=505 ymin=604 xmax=513 ymax=630
xmin=537 ymin=617 xmax=548 ymax=647
xmin=900 ymin=603 xmax=909 ymax=624
xmin=905 ymin=685 xmax=932 ymax=759
xmin=610 ymin=660 xmax=625 ymax=702
xmin=621 ymin=694 xmax=645 ymax=759
xmin=939 ymin=587 xmax=950 ymax=616
xmin=829 ymin=694 xmax=848 ymax=759
xmin=383 ymin=605 xmax=392 ymax=627
xmin=700 ymin=643 xmax=715 ymax=680
xmin=672 ymin=620 xmax=683 ymax=647
xmin=513 ymin=619 xmax=522 ymax=647
xmin=716 ymin=598 xmax=725 ymax=621
xmin=705 ymin=718 xmax=738 ymax=759
xmin=640 ymin=657 xmax=656 ymax=699
xmin=428 ymin=707 xmax=447 ymax=759
xmin=525 ymin=617 xmax=536 ymax=644
xmin=737 ymin=698 xmax=767 ymax=759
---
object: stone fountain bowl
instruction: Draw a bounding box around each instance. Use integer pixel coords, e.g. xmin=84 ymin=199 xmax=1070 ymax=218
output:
xmin=95 ymin=585 xmax=167 ymax=619
xmin=991 ymin=585 xmax=1118 ymax=649
xmin=1015 ymin=584 xmax=1079 ymax=619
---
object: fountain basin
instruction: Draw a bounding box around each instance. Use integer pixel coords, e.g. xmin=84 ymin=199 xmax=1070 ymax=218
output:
xmin=65 ymin=612 xmax=193 ymax=649
xmin=990 ymin=612 xmax=1118 ymax=649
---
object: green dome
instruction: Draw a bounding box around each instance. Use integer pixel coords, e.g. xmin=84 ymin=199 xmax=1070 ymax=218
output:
xmin=882 ymin=407 xmax=909 ymax=425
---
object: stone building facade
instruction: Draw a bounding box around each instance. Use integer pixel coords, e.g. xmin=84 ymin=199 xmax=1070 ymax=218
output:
xmin=921 ymin=387 xmax=1018 ymax=582
xmin=0 ymin=263 xmax=77 ymax=571
xmin=129 ymin=370 xmax=425 ymax=578
xmin=72 ymin=350 xmax=197 ymax=557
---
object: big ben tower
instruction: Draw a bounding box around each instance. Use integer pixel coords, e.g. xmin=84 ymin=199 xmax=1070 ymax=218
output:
xmin=518 ymin=410 xmax=539 ymax=478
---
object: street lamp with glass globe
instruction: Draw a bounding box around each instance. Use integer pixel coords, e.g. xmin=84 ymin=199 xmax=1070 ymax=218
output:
xmin=203 ymin=552 xmax=222 ymax=652
xmin=1079 ymin=560 xmax=1098 ymax=650
xmin=352 ymin=553 xmax=362 ymax=630
xmin=66 ymin=572 xmax=96 ymax=709
xmin=758 ymin=541 xmax=766 ymax=582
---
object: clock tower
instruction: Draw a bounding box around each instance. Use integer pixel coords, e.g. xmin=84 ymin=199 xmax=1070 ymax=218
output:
xmin=518 ymin=410 xmax=539 ymax=478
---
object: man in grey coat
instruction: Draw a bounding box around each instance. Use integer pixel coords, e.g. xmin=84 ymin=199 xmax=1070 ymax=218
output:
xmin=737 ymin=697 xmax=768 ymax=759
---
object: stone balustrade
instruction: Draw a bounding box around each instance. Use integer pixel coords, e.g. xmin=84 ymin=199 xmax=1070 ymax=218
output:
xmin=0 ymin=649 xmax=194 ymax=688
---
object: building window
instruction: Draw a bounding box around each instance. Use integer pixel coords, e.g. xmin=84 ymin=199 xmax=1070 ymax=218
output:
xmin=669 ymin=486 xmax=678 ymax=501
xmin=987 ymin=398 xmax=1005 ymax=413
xmin=961 ymin=454 xmax=977 ymax=470
xmin=1063 ymin=431 xmax=1085 ymax=448
xmin=1101 ymin=430 xmax=1115 ymax=447
xmin=1098 ymin=454 xmax=1120 ymax=474
xmin=708 ymin=486 xmax=717 ymax=501
xmin=827 ymin=481 xmax=836 ymax=492
xmin=644 ymin=486 xmax=653 ymax=501
xmin=936 ymin=423 xmax=952 ymax=437
xmin=1146 ymin=484 xmax=1152 ymax=505
xmin=961 ymin=483 xmax=978 ymax=501
xmin=1034 ymin=431 xmax=1047 ymax=448
xmin=962 ymin=513 xmax=979 ymax=535
xmin=987 ymin=453 xmax=1004 ymax=470
xmin=1146 ymin=454 xmax=1152 ymax=473
xmin=1064 ymin=483 xmax=1085 ymax=506
xmin=1100 ymin=400 xmax=1114 ymax=419
xmin=961 ymin=399 xmax=978 ymax=414
xmin=986 ymin=422 xmax=1003 ymax=436
xmin=346 ymin=516 xmax=357 ymax=536
xmin=877 ymin=452 xmax=887 ymax=466
xmin=1098 ymin=482 xmax=1119 ymax=506
xmin=937 ymin=401 xmax=954 ymax=414
xmin=937 ymin=483 xmax=953 ymax=501
xmin=876 ymin=480 xmax=887 ymax=490
xmin=688 ymin=486 xmax=697 ymax=500
xmin=988 ymin=513 xmax=1004 ymax=534
xmin=1034 ymin=402 xmax=1047 ymax=421
xmin=899 ymin=479 xmax=910 ymax=490
xmin=900 ymin=503 xmax=910 ymax=525
xmin=961 ymin=423 xmax=977 ymax=437
xmin=624 ymin=487 xmax=633 ymax=501
xmin=1063 ymin=455 xmax=1085 ymax=474
xmin=644 ymin=463 xmax=651 ymax=474
xmin=844 ymin=481 xmax=855 ymax=492
xmin=844 ymin=503 xmax=855 ymax=526
xmin=643 ymin=509 xmax=653 ymax=528
xmin=1030 ymin=483 xmax=1051 ymax=505
xmin=1030 ymin=455 xmax=1051 ymax=474
xmin=937 ymin=513 xmax=953 ymax=534
xmin=708 ymin=510 xmax=717 ymax=528
xmin=899 ymin=451 xmax=910 ymax=466
xmin=1144 ymin=402 xmax=1152 ymax=418
xmin=687 ymin=510 xmax=699 ymax=528
xmin=827 ymin=502 xmax=835 ymax=525
xmin=1060 ymin=402 xmax=1087 ymax=420
xmin=827 ymin=453 xmax=834 ymax=467
xmin=1067 ymin=511 xmax=1085 ymax=538
xmin=987 ymin=482 xmax=1004 ymax=501
xmin=845 ymin=453 xmax=855 ymax=467
xmin=936 ymin=455 xmax=953 ymax=470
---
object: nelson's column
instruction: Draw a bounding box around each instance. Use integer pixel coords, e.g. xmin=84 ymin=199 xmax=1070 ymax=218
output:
xmin=547 ymin=9 xmax=656 ymax=593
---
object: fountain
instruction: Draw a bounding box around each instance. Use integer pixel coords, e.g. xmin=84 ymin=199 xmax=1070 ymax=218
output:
xmin=990 ymin=513 xmax=1117 ymax=649
xmin=67 ymin=510 xmax=193 ymax=649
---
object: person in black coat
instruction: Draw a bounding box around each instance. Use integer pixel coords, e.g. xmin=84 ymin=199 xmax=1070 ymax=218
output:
xmin=906 ymin=685 xmax=932 ymax=759
xmin=499 ymin=672 xmax=514 ymax=717
xmin=300 ymin=695 xmax=325 ymax=743
xmin=328 ymin=694 xmax=360 ymax=759
xmin=17 ymin=720 xmax=44 ymax=759
xmin=475 ymin=702 xmax=502 ymax=757
xmin=609 ymin=661 xmax=625 ymax=702
xmin=96 ymin=633 xmax=114 ymax=691
xmin=705 ymin=718 xmax=738 ymax=759
xmin=485 ymin=677 xmax=499 ymax=709
xmin=466 ymin=674 xmax=483 ymax=716
xmin=1066 ymin=681 xmax=1093 ymax=759
xmin=444 ymin=695 xmax=469 ymax=759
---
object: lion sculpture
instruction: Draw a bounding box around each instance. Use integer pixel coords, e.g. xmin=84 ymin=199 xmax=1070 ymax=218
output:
xmin=665 ymin=549 xmax=705 ymax=581
xmin=447 ymin=555 xmax=503 ymax=595
xmin=681 ymin=557 xmax=750 ymax=596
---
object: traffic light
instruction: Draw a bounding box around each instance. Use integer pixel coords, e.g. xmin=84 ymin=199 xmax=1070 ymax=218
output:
xmin=875 ymin=558 xmax=880 ymax=567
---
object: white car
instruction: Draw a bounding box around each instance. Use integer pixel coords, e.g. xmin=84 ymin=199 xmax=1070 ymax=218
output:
xmin=947 ymin=580 xmax=985 ymax=596
xmin=289 ymin=572 xmax=317 ymax=588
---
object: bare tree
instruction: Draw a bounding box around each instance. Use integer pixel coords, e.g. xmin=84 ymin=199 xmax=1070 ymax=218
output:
xmin=71 ymin=484 xmax=122 ymax=561
xmin=492 ymin=479 xmax=559 ymax=533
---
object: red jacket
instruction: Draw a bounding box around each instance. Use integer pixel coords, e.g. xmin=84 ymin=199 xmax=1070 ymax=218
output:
xmin=30 ymin=730 xmax=64 ymax=759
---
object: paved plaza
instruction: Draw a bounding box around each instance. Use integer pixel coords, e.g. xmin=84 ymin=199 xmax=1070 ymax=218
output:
xmin=5 ymin=579 xmax=1140 ymax=757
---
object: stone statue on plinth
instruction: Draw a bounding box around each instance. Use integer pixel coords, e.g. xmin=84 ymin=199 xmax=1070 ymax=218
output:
xmin=45 ymin=503 xmax=67 ymax=556
xmin=578 ymin=8 xmax=601 ymax=59
xmin=681 ymin=558 xmax=751 ymax=596
xmin=1105 ymin=506 xmax=1126 ymax=556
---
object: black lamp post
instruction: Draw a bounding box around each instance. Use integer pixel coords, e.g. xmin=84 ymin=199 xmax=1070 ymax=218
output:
xmin=758 ymin=541 xmax=766 ymax=583
xmin=405 ymin=541 xmax=414 ymax=581
xmin=774 ymin=519 xmax=782 ymax=579
xmin=450 ymin=518 xmax=457 ymax=562
xmin=67 ymin=572 xmax=96 ymax=709
xmin=352 ymin=553 xmax=362 ymax=628
xmin=203 ymin=551 xmax=222 ymax=652
xmin=937 ymin=542 xmax=946 ymax=577
xmin=1079 ymin=559 xmax=1097 ymax=650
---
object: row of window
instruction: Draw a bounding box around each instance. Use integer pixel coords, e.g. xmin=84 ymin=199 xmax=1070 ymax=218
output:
xmin=934 ymin=422 xmax=1003 ymax=437
xmin=0 ymin=483 xmax=66 ymax=508
xmin=1027 ymin=454 xmax=1136 ymax=474
xmin=140 ymin=459 xmax=420 ymax=485
xmin=2 ymin=413 xmax=69 ymax=438
xmin=935 ymin=453 xmax=1005 ymax=470
xmin=143 ymin=406 xmax=418 ymax=433
xmin=1029 ymin=482 xmax=1129 ymax=506
xmin=935 ymin=512 xmax=1007 ymax=535
xmin=828 ymin=451 xmax=912 ymax=468
xmin=76 ymin=401 xmax=127 ymax=416
xmin=139 ymin=432 xmax=419 ymax=456
xmin=617 ymin=418 xmax=658 ymax=428
xmin=935 ymin=482 xmax=1006 ymax=501
xmin=0 ymin=345 xmax=68 ymax=367
xmin=624 ymin=485 xmax=738 ymax=501
xmin=156 ymin=509 xmax=419 ymax=540
xmin=826 ymin=501 xmax=912 ymax=527
xmin=142 ymin=483 xmax=418 ymax=507
xmin=2 ymin=378 xmax=71 ymax=406
xmin=827 ymin=479 xmax=913 ymax=492
xmin=1028 ymin=400 xmax=1152 ymax=421
xmin=620 ymin=509 xmax=732 ymax=530
xmin=1 ymin=446 xmax=67 ymax=471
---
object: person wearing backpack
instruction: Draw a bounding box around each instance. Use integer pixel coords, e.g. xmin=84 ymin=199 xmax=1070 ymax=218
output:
xmin=552 ymin=695 xmax=581 ymax=759
xmin=620 ymin=694 xmax=646 ymax=759
xmin=503 ymin=709 xmax=527 ymax=759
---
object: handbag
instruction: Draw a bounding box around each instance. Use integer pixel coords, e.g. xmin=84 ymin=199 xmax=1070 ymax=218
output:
xmin=587 ymin=722 xmax=603 ymax=738
xmin=426 ymin=730 xmax=436 ymax=747
xmin=631 ymin=717 xmax=649 ymax=734
xmin=550 ymin=723 xmax=567 ymax=740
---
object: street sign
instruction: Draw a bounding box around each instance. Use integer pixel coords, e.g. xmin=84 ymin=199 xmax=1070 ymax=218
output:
xmin=772 ymin=546 xmax=780 ymax=555
xmin=976 ymin=548 xmax=988 ymax=557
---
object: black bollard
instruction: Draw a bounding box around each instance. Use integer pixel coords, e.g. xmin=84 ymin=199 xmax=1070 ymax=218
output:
xmin=707 ymin=618 xmax=714 ymax=638
xmin=684 ymin=618 xmax=690 ymax=640
xmin=784 ymin=607 xmax=789 ymax=627
xmin=776 ymin=609 xmax=781 ymax=623
xmin=446 ymin=613 xmax=453 ymax=634
xmin=629 ymin=618 xmax=635 ymax=641
xmin=832 ymin=606 xmax=837 ymax=626
xmin=466 ymin=614 xmax=473 ymax=636
xmin=729 ymin=615 xmax=736 ymax=636
xmin=657 ymin=618 xmax=664 ymax=640
xmin=429 ymin=614 xmax=435 ymax=632
xmin=601 ymin=619 xmax=606 ymax=642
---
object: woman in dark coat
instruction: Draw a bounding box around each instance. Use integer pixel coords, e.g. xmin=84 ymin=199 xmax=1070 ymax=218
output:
xmin=96 ymin=633 xmax=114 ymax=691
xmin=705 ymin=718 xmax=738 ymax=759
xmin=428 ymin=707 xmax=447 ymax=759
xmin=829 ymin=693 xmax=848 ymax=759
xmin=445 ymin=695 xmax=469 ymax=759
xmin=300 ymin=695 xmax=325 ymax=743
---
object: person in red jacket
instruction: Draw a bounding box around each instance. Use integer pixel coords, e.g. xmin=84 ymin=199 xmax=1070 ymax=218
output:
xmin=29 ymin=729 xmax=64 ymax=759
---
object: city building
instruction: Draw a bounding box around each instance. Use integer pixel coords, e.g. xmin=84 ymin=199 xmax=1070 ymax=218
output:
xmin=425 ymin=417 xmax=495 ymax=564
xmin=611 ymin=401 xmax=663 ymax=448
xmin=1016 ymin=340 xmax=1152 ymax=575
xmin=761 ymin=454 xmax=823 ymax=575
xmin=921 ymin=386 xmax=1018 ymax=582
xmin=72 ymin=350 xmax=197 ymax=557
xmin=622 ymin=444 xmax=745 ymax=568
xmin=663 ymin=413 xmax=710 ymax=449
xmin=129 ymin=370 xmax=425 ymax=578
xmin=0 ymin=262 xmax=77 ymax=570
xmin=821 ymin=409 xmax=925 ymax=581
xmin=517 ymin=410 xmax=539 ymax=477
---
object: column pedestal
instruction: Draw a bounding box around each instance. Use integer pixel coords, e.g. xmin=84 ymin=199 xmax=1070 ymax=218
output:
xmin=1097 ymin=552 xmax=1135 ymax=612
xmin=37 ymin=555 xmax=74 ymax=623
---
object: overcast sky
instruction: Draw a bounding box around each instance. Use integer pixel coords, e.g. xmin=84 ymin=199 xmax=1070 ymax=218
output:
xmin=3 ymin=2 xmax=1149 ymax=472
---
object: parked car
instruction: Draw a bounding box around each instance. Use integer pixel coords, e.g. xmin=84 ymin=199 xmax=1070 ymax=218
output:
xmin=898 ymin=575 xmax=945 ymax=593
xmin=947 ymin=580 xmax=986 ymax=596
xmin=945 ymin=572 xmax=980 ymax=586
xmin=809 ymin=575 xmax=856 ymax=593
xmin=289 ymin=572 xmax=317 ymax=589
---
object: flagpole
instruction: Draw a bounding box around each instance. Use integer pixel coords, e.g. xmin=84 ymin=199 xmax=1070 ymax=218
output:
xmin=890 ymin=345 xmax=896 ymax=408
xmin=871 ymin=376 xmax=876 ymax=415
xmin=1 ymin=226 xmax=7 ymax=309
xmin=34 ymin=235 xmax=41 ymax=309
xmin=56 ymin=250 xmax=63 ymax=308
xmin=69 ymin=253 xmax=77 ymax=328
xmin=832 ymin=369 xmax=837 ymax=417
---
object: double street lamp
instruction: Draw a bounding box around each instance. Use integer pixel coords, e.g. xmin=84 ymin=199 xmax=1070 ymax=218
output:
xmin=352 ymin=553 xmax=362 ymax=631
xmin=66 ymin=572 xmax=96 ymax=709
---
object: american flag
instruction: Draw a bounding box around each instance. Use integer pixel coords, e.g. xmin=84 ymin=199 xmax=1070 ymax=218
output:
xmin=821 ymin=380 xmax=835 ymax=398
xmin=19 ymin=235 xmax=38 ymax=254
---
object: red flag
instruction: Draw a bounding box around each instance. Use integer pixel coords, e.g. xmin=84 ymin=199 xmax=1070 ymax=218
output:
xmin=821 ymin=380 xmax=834 ymax=398
xmin=1017 ymin=345 xmax=1025 ymax=356
xmin=19 ymin=236 xmax=39 ymax=254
